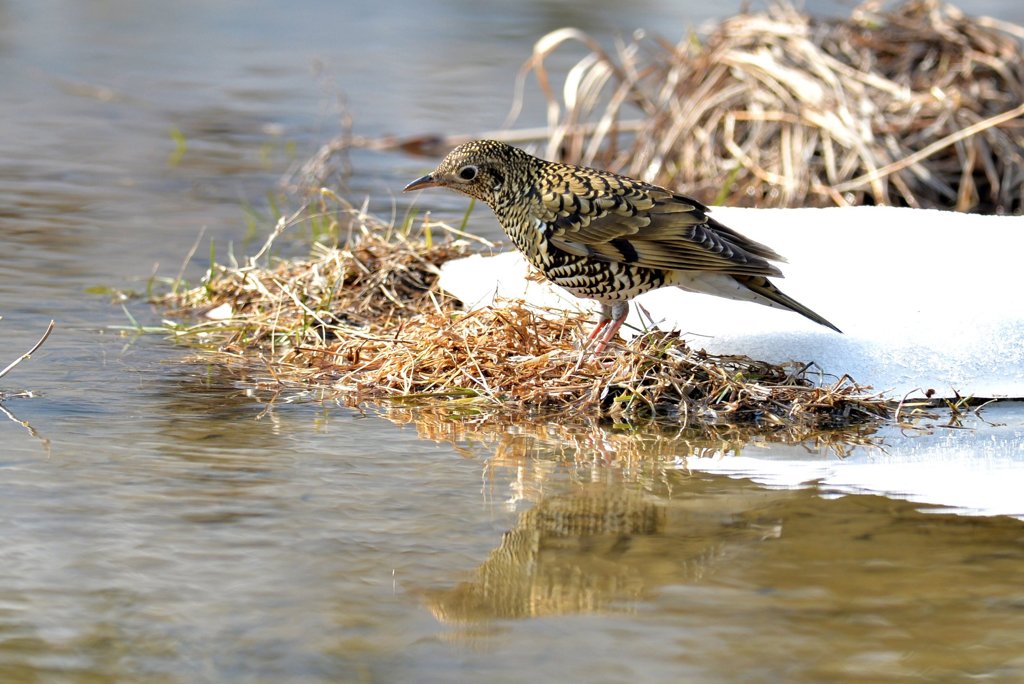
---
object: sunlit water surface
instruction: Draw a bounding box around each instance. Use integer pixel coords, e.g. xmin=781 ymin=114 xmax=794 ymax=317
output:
xmin=2 ymin=1 xmax=1024 ymax=681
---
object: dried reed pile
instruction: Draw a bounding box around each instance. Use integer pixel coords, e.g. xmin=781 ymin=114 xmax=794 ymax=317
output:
xmin=332 ymin=1 xmax=1020 ymax=213
xmin=163 ymin=205 xmax=475 ymax=354
xmin=515 ymin=0 xmax=1024 ymax=211
xmin=160 ymin=200 xmax=888 ymax=430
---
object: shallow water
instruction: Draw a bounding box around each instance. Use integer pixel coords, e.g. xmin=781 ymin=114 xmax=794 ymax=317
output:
xmin=5 ymin=393 xmax=1024 ymax=682
xmin=2 ymin=0 xmax=1024 ymax=681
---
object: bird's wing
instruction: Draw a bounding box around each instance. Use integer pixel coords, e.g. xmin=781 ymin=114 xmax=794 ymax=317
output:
xmin=534 ymin=169 xmax=785 ymax=277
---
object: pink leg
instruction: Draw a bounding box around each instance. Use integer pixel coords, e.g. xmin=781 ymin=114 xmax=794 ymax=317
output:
xmin=583 ymin=317 xmax=609 ymax=347
xmin=591 ymin=304 xmax=629 ymax=354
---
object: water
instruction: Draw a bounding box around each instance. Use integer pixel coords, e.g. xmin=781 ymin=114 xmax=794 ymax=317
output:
xmin=2 ymin=0 xmax=1024 ymax=681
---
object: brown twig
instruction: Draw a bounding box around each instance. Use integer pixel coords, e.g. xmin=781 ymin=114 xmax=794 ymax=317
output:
xmin=0 ymin=320 xmax=56 ymax=381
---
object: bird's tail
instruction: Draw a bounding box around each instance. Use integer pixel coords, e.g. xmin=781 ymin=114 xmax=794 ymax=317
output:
xmin=732 ymin=275 xmax=842 ymax=333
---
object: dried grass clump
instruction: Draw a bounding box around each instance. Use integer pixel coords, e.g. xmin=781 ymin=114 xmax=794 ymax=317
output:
xmin=314 ymin=302 xmax=887 ymax=429
xmin=492 ymin=1 xmax=1024 ymax=212
xmin=160 ymin=201 xmax=888 ymax=431
xmin=163 ymin=201 xmax=478 ymax=354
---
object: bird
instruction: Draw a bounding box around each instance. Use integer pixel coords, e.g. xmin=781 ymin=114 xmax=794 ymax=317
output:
xmin=404 ymin=140 xmax=840 ymax=353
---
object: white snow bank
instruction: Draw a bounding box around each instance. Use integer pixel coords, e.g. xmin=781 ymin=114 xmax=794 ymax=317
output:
xmin=439 ymin=207 xmax=1024 ymax=399
xmin=682 ymin=402 xmax=1024 ymax=519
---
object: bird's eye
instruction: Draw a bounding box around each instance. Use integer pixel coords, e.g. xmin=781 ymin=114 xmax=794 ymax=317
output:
xmin=457 ymin=165 xmax=478 ymax=181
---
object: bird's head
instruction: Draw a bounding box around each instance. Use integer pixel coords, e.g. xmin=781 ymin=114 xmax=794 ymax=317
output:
xmin=403 ymin=140 xmax=530 ymax=205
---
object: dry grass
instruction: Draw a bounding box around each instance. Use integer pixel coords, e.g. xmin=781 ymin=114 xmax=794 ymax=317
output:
xmin=304 ymin=302 xmax=886 ymax=428
xmin=158 ymin=195 xmax=890 ymax=434
xmin=164 ymin=202 xmax=477 ymax=355
xmin=528 ymin=0 xmax=1024 ymax=211
xmin=322 ymin=0 xmax=1024 ymax=213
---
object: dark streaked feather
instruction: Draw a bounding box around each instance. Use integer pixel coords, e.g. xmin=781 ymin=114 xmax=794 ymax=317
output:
xmin=535 ymin=167 xmax=784 ymax=277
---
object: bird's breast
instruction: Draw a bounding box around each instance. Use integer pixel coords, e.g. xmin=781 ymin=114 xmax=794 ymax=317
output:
xmin=499 ymin=214 xmax=666 ymax=303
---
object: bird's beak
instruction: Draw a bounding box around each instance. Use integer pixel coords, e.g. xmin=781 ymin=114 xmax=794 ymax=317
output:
xmin=403 ymin=174 xmax=439 ymax=192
